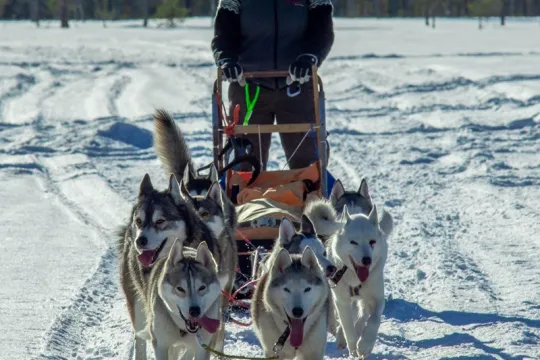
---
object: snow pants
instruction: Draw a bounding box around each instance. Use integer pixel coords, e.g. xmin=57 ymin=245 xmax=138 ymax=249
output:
xmin=227 ymin=80 xmax=320 ymax=171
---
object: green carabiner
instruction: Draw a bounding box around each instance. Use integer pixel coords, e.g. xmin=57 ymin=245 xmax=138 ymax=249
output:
xmin=244 ymin=84 xmax=261 ymax=126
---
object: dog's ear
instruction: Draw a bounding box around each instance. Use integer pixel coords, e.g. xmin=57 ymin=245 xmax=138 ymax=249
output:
xmin=368 ymin=204 xmax=378 ymax=226
xmin=358 ymin=177 xmax=373 ymax=207
xmin=167 ymin=238 xmax=184 ymax=267
xmin=300 ymin=214 xmax=316 ymax=237
xmin=168 ymin=174 xmax=184 ymax=205
xmin=300 ymin=246 xmax=319 ymax=272
xmin=196 ymin=241 xmax=217 ymax=270
xmin=379 ymin=209 xmax=393 ymax=237
xmin=206 ymin=181 xmax=224 ymax=208
xmin=330 ymin=179 xmax=345 ymax=207
xmin=208 ymin=164 xmax=219 ymax=183
xmin=179 ymin=178 xmax=192 ymax=201
xmin=272 ymin=248 xmax=292 ymax=276
xmin=342 ymin=204 xmax=352 ymax=222
xmin=183 ymin=165 xmax=196 ymax=186
xmin=278 ymin=217 xmax=296 ymax=246
xmin=139 ymin=173 xmax=154 ymax=197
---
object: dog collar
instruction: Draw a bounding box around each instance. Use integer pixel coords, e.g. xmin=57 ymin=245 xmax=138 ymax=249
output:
xmin=330 ymin=265 xmax=347 ymax=285
xmin=349 ymin=284 xmax=362 ymax=297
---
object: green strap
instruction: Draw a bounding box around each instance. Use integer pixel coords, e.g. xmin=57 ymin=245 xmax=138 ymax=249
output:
xmin=244 ymin=84 xmax=261 ymax=126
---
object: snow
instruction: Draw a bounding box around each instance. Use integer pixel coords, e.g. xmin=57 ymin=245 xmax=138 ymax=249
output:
xmin=1 ymin=16 xmax=539 ymax=360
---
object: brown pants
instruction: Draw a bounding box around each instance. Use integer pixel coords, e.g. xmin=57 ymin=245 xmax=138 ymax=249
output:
xmin=228 ymin=81 xmax=319 ymax=171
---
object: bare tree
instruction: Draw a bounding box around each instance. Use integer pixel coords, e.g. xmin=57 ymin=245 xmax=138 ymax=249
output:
xmin=142 ymin=0 xmax=148 ymax=27
xmin=29 ymin=0 xmax=40 ymax=26
xmin=60 ymin=0 xmax=69 ymax=27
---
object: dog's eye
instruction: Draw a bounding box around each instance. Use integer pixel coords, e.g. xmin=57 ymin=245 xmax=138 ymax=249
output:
xmin=155 ymin=219 xmax=165 ymax=225
xmin=135 ymin=218 xmax=142 ymax=226
xmin=350 ymin=241 xmax=358 ymax=245
xmin=199 ymin=211 xmax=210 ymax=217
xmin=284 ymin=288 xmax=291 ymax=293
xmin=176 ymin=287 xmax=186 ymax=293
xmin=304 ymin=287 xmax=311 ymax=293
xmin=323 ymin=251 xmax=327 ymax=257
xmin=369 ymin=240 xmax=376 ymax=247
xmin=198 ymin=285 xmax=207 ymax=292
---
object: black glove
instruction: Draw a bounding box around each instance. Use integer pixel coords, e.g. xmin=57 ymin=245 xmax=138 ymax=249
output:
xmin=287 ymin=54 xmax=318 ymax=85
xmin=219 ymin=59 xmax=245 ymax=86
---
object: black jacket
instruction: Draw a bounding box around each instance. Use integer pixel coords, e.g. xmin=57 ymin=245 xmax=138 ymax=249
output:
xmin=211 ymin=0 xmax=335 ymax=90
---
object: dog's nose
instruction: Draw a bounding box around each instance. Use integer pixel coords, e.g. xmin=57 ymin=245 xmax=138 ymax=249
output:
xmin=326 ymin=265 xmax=337 ymax=277
xmin=189 ymin=306 xmax=201 ymax=318
xmin=362 ymin=257 xmax=372 ymax=266
xmin=292 ymin=307 xmax=304 ymax=318
xmin=136 ymin=236 xmax=148 ymax=247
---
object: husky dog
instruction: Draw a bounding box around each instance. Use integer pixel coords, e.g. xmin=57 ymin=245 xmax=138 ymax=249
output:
xmin=117 ymin=173 xmax=235 ymax=359
xmin=179 ymin=167 xmax=236 ymax=237
xmin=153 ymin=109 xmax=218 ymax=196
xmin=141 ymin=239 xmax=229 ymax=360
xmin=326 ymin=204 xmax=392 ymax=359
xmin=256 ymin=215 xmax=337 ymax=279
xmin=251 ymin=247 xmax=330 ymax=360
xmin=305 ymin=177 xmax=394 ymax=241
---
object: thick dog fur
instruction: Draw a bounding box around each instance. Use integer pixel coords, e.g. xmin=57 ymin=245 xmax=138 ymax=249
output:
xmin=257 ymin=215 xmax=337 ymax=280
xmin=117 ymin=173 xmax=236 ymax=359
xmin=326 ymin=205 xmax=393 ymax=358
xmin=153 ymin=109 xmax=218 ymax=196
xmin=251 ymin=247 xmax=330 ymax=360
xmin=142 ymin=239 xmax=229 ymax=360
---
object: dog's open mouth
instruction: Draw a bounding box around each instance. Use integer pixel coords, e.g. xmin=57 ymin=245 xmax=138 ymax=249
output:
xmin=185 ymin=316 xmax=220 ymax=334
xmin=286 ymin=314 xmax=307 ymax=348
xmin=137 ymin=238 xmax=167 ymax=267
xmin=350 ymin=256 xmax=370 ymax=283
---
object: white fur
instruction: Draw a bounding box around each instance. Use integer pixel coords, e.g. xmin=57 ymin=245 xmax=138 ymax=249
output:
xmin=327 ymin=205 xmax=392 ymax=358
xmin=254 ymin=247 xmax=330 ymax=360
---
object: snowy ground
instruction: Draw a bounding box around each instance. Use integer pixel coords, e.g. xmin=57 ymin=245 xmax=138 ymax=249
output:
xmin=1 ymin=16 xmax=539 ymax=360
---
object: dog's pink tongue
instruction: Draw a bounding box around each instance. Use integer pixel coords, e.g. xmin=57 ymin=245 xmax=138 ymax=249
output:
xmin=289 ymin=319 xmax=304 ymax=348
xmin=137 ymin=250 xmax=155 ymax=267
xmin=198 ymin=316 xmax=220 ymax=334
xmin=356 ymin=266 xmax=370 ymax=283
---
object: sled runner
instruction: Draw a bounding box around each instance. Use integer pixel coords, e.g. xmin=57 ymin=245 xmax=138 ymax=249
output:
xmin=208 ymin=66 xmax=334 ymax=298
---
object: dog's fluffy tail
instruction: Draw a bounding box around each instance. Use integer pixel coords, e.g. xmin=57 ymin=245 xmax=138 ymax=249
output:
xmin=153 ymin=109 xmax=194 ymax=181
xmin=304 ymin=198 xmax=343 ymax=238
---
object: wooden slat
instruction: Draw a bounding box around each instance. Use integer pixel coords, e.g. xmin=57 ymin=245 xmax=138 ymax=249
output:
xmin=243 ymin=70 xmax=290 ymax=79
xmin=229 ymin=123 xmax=315 ymax=135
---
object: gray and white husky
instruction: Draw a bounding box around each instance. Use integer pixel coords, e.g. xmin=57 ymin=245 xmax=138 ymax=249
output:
xmin=304 ymin=178 xmax=393 ymax=242
xmin=117 ymin=173 xmax=236 ymax=359
xmin=251 ymin=246 xmax=331 ymax=360
xmin=179 ymin=167 xmax=236 ymax=238
xmin=326 ymin=204 xmax=392 ymax=358
xmin=140 ymin=239 xmax=229 ymax=360
xmin=256 ymin=215 xmax=337 ymax=279
xmin=153 ymin=109 xmax=218 ymax=196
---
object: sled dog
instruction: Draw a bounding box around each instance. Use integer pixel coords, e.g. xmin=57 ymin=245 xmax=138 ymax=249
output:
xmin=256 ymin=215 xmax=337 ymax=279
xmin=326 ymin=204 xmax=392 ymax=358
xmin=305 ymin=178 xmax=393 ymax=241
xmin=140 ymin=239 xmax=229 ymax=360
xmin=117 ymin=173 xmax=235 ymax=359
xmin=251 ymin=246 xmax=330 ymax=360
xmin=179 ymin=167 xmax=236 ymax=238
xmin=153 ymin=109 xmax=218 ymax=196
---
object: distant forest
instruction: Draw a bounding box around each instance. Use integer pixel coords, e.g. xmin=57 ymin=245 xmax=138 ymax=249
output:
xmin=1 ymin=0 xmax=539 ymax=28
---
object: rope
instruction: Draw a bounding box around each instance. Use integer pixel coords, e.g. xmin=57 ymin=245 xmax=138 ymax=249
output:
xmin=244 ymin=84 xmax=261 ymax=126
xmin=201 ymin=344 xmax=279 ymax=360
xmin=280 ymin=128 xmax=314 ymax=171
xmin=224 ymin=104 xmax=240 ymax=138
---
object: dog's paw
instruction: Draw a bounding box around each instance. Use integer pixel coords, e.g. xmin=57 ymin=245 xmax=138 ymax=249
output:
xmin=356 ymin=333 xmax=376 ymax=358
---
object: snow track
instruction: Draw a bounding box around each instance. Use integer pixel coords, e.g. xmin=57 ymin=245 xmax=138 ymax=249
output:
xmin=0 ymin=18 xmax=539 ymax=360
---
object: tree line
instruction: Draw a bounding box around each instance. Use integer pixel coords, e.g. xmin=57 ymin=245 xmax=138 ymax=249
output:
xmin=1 ymin=0 xmax=539 ymax=27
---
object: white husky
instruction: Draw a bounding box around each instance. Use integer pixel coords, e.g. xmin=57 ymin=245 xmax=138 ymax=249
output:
xmin=251 ymin=246 xmax=331 ymax=360
xmin=326 ymin=204 xmax=392 ymax=358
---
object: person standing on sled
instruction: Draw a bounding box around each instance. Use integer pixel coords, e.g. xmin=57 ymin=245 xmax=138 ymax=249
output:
xmin=211 ymin=0 xmax=334 ymax=172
